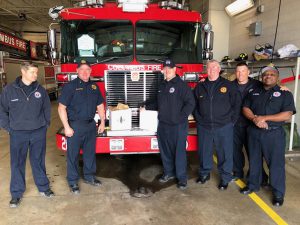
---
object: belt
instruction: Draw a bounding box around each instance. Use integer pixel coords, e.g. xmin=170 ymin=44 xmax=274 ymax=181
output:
xmin=69 ymin=119 xmax=94 ymax=124
xmin=266 ymin=126 xmax=280 ymax=131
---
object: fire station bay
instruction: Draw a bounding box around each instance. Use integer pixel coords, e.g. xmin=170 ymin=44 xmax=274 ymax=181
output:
xmin=1 ymin=0 xmax=300 ymax=224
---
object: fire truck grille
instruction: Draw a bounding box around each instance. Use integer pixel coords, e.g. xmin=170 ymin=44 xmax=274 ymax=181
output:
xmin=105 ymin=71 xmax=164 ymax=126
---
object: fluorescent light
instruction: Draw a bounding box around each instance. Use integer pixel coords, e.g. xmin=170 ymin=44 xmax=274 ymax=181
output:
xmin=225 ymin=0 xmax=254 ymax=16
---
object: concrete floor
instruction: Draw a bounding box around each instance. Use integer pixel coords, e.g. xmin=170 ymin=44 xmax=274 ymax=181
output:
xmin=0 ymin=101 xmax=300 ymax=225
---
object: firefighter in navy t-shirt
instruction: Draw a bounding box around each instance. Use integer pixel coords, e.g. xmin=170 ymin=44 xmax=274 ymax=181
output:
xmin=240 ymin=65 xmax=296 ymax=207
xmin=58 ymin=60 xmax=105 ymax=194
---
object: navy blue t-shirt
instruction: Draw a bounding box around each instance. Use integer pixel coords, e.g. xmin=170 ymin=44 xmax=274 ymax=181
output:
xmin=58 ymin=78 xmax=104 ymax=121
xmin=243 ymin=84 xmax=296 ymax=127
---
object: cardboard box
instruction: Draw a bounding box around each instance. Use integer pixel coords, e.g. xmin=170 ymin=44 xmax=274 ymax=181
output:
xmin=109 ymin=108 xmax=132 ymax=131
xmin=140 ymin=110 xmax=158 ymax=132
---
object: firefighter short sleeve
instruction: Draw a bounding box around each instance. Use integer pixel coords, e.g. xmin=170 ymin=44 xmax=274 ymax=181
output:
xmin=282 ymin=91 xmax=296 ymax=114
xmin=96 ymin=88 xmax=104 ymax=106
xmin=58 ymin=83 xmax=74 ymax=106
xmin=243 ymin=93 xmax=251 ymax=108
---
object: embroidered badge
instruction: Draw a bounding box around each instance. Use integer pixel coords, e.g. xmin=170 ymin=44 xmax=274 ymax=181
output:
xmin=249 ymin=88 xmax=253 ymax=93
xmin=273 ymin=91 xmax=281 ymax=97
xmin=220 ymin=87 xmax=227 ymax=93
xmin=34 ymin=92 xmax=41 ymax=98
xmin=253 ymin=93 xmax=260 ymax=96
xmin=76 ymin=88 xmax=83 ymax=91
xmin=91 ymin=84 xmax=97 ymax=90
xmin=169 ymin=87 xmax=175 ymax=93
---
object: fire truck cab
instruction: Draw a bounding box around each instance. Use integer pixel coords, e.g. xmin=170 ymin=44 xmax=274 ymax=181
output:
xmin=49 ymin=0 xmax=213 ymax=154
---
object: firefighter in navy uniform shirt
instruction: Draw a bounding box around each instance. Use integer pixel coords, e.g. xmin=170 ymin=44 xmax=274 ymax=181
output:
xmin=232 ymin=62 xmax=268 ymax=184
xmin=194 ymin=60 xmax=241 ymax=190
xmin=0 ymin=62 xmax=54 ymax=208
xmin=58 ymin=60 xmax=105 ymax=194
xmin=240 ymin=65 xmax=296 ymax=207
xmin=143 ymin=59 xmax=195 ymax=190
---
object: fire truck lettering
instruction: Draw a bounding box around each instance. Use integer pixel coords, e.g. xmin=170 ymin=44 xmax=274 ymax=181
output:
xmin=108 ymin=65 xmax=161 ymax=71
xmin=148 ymin=65 xmax=161 ymax=70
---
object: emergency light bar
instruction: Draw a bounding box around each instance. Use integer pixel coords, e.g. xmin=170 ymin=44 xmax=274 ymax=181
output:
xmin=117 ymin=0 xmax=149 ymax=12
xmin=74 ymin=0 xmax=104 ymax=8
xmin=159 ymin=1 xmax=184 ymax=10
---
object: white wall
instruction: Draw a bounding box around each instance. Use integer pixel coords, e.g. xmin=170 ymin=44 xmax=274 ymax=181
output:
xmin=229 ymin=0 xmax=300 ymax=59
xmin=209 ymin=0 xmax=231 ymax=61
xmin=190 ymin=0 xmax=231 ymax=61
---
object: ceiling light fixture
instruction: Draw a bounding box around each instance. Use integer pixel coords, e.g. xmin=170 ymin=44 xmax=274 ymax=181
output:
xmin=225 ymin=0 xmax=254 ymax=16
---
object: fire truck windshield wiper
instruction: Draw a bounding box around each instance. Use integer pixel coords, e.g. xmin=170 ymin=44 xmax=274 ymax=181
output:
xmin=96 ymin=54 xmax=132 ymax=63
xmin=96 ymin=56 xmax=122 ymax=63
xmin=138 ymin=58 xmax=166 ymax=63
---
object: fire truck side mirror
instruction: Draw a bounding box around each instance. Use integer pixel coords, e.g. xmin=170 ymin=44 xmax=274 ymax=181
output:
xmin=48 ymin=29 xmax=58 ymax=63
xmin=202 ymin=23 xmax=214 ymax=60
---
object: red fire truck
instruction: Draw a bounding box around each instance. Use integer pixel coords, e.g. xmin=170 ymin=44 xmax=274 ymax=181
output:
xmin=48 ymin=0 xmax=213 ymax=154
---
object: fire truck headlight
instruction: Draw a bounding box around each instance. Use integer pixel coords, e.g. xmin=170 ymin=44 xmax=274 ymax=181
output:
xmin=70 ymin=74 xmax=78 ymax=81
xmin=184 ymin=73 xmax=198 ymax=82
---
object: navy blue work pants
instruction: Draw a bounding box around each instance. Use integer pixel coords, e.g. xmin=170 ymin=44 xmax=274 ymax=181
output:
xmin=10 ymin=126 xmax=49 ymax=198
xmin=247 ymin=126 xmax=286 ymax=197
xmin=233 ymin=125 xmax=268 ymax=181
xmin=157 ymin=122 xmax=188 ymax=183
xmin=197 ymin=123 xmax=233 ymax=184
xmin=67 ymin=120 xmax=96 ymax=186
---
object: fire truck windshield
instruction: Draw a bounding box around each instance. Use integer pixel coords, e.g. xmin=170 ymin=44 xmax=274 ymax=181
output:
xmin=60 ymin=20 xmax=134 ymax=64
xmin=60 ymin=20 xmax=202 ymax=64
xmin=136 ymin=21 xmax=202 ymax=64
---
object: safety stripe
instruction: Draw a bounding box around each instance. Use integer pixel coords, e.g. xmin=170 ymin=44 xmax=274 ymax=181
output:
xmin=212 ymin=155 xmax=288 ymax=225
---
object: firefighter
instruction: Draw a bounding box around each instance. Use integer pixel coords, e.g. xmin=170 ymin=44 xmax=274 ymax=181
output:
xmin=240 ymin=65 xmax=296 ymax=207
xmin=142 ymin=59 xmax=195 ymax=190
xmin=194 ymin=59 xmax=241 ymax=190
xmin=232 ymin=62 xmax=268 ymax=184
xmin=58 ymin=60 xmax=105 ymax=194
xmin=0 ymin=61 xmax=54 ymax=208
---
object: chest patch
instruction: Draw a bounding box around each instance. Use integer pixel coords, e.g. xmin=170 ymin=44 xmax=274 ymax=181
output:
xmin=91 ymin=84 xmax=97 ymax=90
xmin=220 ymin=87 xmax=227 ymax=93
xmin=249 ymin=88 xmax=253 ymax=93
xmin=253 ymin=93 xmax=260 ymax=96
xmin=273 ymin=91 xmax=281 ymax=97
xmin=34 ymin=92 xmax=41 ymax=98
xmin=169 ymin=87 xmax=175 ymax=93
xmin=76 ymin=88 xmax=83 ymax=91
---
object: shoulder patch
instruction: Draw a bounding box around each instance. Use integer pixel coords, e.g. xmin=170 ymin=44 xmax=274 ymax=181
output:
xmin=273 ymin=91 xmax=281 ymax=97
xmin=220 ymin=87 xmax=227 ymax=93
xmin=34 ymin=92 xmax=41 ymax=98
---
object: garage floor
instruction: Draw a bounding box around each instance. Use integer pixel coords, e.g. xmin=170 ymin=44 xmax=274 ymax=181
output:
xmin=0 ymin=101 xmax=300 ymax=225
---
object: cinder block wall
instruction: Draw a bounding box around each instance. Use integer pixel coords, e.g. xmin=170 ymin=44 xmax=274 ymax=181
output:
xmin=229 ymin=0 xmax=300 ymax=59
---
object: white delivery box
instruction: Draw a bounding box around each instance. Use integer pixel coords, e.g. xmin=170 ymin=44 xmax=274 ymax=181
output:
xmin=140 ymin=110 xmax=158 ymax=132
xmin=109 ymin=108 xmax=132 ymax=131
